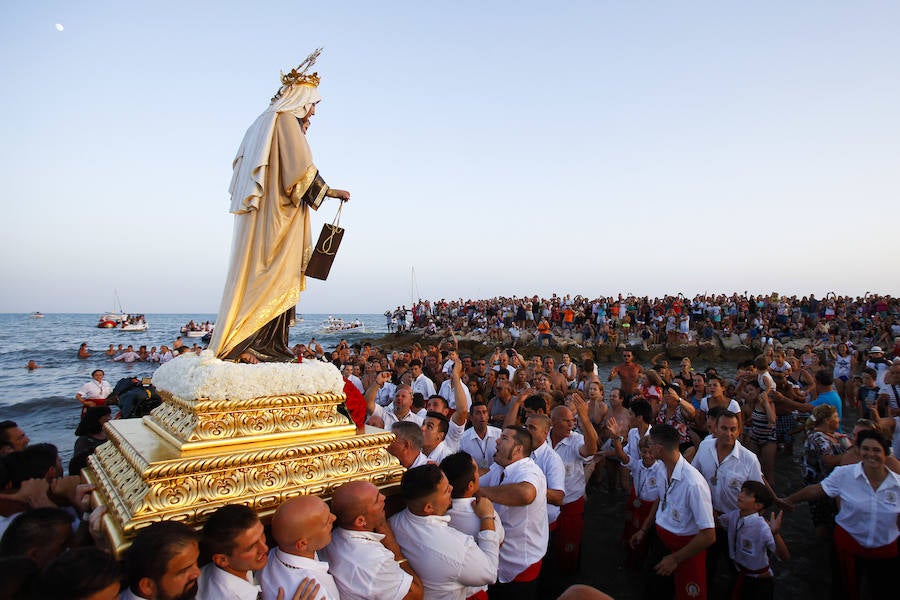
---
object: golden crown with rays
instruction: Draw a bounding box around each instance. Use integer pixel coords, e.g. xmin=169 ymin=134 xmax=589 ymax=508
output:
xmin=274 ymin=48 xmax=323 ymax=99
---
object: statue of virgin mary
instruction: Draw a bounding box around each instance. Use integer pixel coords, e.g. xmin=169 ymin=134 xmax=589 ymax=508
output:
xmin=209 ymin=50 xmax=350 ymax=363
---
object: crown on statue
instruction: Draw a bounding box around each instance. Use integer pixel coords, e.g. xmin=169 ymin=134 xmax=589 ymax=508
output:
xmin=280 ymin=48 xmax=323 ymax=89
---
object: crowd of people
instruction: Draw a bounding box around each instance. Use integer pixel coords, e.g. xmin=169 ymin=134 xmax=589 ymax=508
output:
xmin=386 ymin=293 xmax=900 ymax=352
xmin=2 ymin=293 xmax=899 ymax=599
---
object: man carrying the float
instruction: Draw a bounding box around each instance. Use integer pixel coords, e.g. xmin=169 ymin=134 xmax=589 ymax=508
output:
xmin=210 ymin=49 xmax=350 ymax=363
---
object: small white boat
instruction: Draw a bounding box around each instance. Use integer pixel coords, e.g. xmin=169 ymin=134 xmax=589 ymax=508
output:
xmin=181 ymin=320 xmax=214 ymax=338
xmin=320 ymin=316 xmax=365 ymax=332
xmin=119 ymin=314 xmax=149 ymax=331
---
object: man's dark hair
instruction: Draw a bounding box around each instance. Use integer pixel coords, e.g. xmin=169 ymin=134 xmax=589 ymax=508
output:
xmin=440 ymin=451 xmax=477 ymax=498
xmin=503 ymin=425 xmax=533 ymax=455
xmin=856 ymin=429 xmax=890 ymax=453
xmin=123 ymin=521 xmax=198 ymax=591
xmin=391 ymin=421 xmax=423 ymax=450
xmin=740 ymin=480 xmax=774 ymax=510
xmin=707 ymin=405 xmax=728 ymax=422
xmin=75 ymin=406 xmax=111 ymax=437
xmin=470 ymin=401 xmax=489 ymax=411
xmin=91 ymin=369 xmax=104 ymax=377
xmin=496 ymin=367 xmax=510 ymax=379
xmin=523 ymin=394 xmax=547 ymax=414
xmin=32 ymin=546 xmax=120 ymax=600
xmin=424 ymin=412 xmax=449 ymax=435
xmin=861 ymin=367 xmax=877 ymax=378
xmin=630 ymin=399 xmax=652 ymax=425
xmin=411 ymin=392 xmax=426 ymax=410
xmin=399 ymin=464 xmax=443 ymax=503
xmin=814 ymin=369 xmax=834 ymax=386
xmin=428 ymin=395 xmax=449 ymax=412
xmin=4 ymin=443 xmax=59 ymax=485
xmin=648 ymin=423 xmax=680 ymax=452
xmin=716 ymin=410 xmax=740 ymax=426
xmin=201 ymin=504 xmax=260 ymax=560
xmin=409 ymin=358 xmax=423 ymax=368
xmin=0 ymin=421 xmax=18 ymax=446
xmin=0 ymin=507 xmax=72 ymax=559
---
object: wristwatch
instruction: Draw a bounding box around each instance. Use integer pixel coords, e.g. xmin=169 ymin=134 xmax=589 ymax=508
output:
xmin=616 ymin=436 xmax=624 ymax=444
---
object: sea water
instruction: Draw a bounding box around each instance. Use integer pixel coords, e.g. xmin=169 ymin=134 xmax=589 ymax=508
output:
xmin=0 ymin=312 xmax=386 ymax=465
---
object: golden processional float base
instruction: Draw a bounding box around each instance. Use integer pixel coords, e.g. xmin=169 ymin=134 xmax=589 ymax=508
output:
xmin=84 ymin=389 xmax=403 ymax=557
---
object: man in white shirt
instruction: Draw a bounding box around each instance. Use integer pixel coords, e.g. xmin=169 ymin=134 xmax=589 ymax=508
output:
xmin=691 ymin=410 xmax=764 ymax=589
xmin=524 ymin=414 xmax=565 ymax=530
xmin=549 ymin=394 xmax=599 ymax=573
xmin=441 ymin=451 xmax=507 ymax=543
xmin=608 ymin=400 xmax=653 ymax=472
xmin=644 ymin=424 xmax=715 ymax=600
xmin=422 ymin=412 xmax=455 ymax=465
xmin=422 ymin=356 xmax=469 ymax=463
xmin=410 ymin=359 xmax=436 ymax=399
xmin=323 ymin=481 xmax=422 ymax=600
xmin=479 ymin=426 xmax=548 ymax=600
xmin=460 ymin=403 xmax=501 ymax=473
xmin=259 ymin=495 xmax=340 ymax=600
xmin=437 ymin=375 xmax=471 ymax=412
xmin=120 ymin=521 xmax=201 ymax=600
xmin=389 ymin=421 xmax=429 ymax=469
xmin=441 ymin=451 xmax=507 ymax=600
xmin=692 ymin=411 xmax=764 ymax=515
xmin=390 ymin=464 xmax=500 ymax=600
xmin=371 ymin=368 xmax=398 ymax=407
xmin=197 ymin=505 xmax=268 ymax=600
xmin=366 ymin=382 xmax=423 ymax=429
xmin=75 ymin=369 xmax=113 ymax=408
xmin=159 ymin=345 xmax=174 ymax=364
xmin=492 ymin=352 xmax=516 ymax=383
xmin=113 ymin=345 xmax=142 ymax=363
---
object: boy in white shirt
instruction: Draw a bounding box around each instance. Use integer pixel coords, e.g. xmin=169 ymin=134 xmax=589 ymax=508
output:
xmin=718 ymin=481 xmax=789 ymax=600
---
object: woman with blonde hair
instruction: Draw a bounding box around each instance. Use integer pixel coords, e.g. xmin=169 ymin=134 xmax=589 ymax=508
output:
xmin=802 ymin=404 xmax=848 ymax=540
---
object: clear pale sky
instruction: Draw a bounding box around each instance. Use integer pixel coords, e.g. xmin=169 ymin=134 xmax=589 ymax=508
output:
xmin=2 ymin=1 xmax=898 ymax=314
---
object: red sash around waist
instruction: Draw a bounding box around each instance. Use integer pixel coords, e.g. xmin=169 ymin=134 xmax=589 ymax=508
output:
xmin=512 ymin=559 xmax=542 ymax=582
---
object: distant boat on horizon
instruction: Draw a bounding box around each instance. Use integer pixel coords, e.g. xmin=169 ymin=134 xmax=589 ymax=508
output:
xmin=29 ymin=312 xmax=44 ymax=319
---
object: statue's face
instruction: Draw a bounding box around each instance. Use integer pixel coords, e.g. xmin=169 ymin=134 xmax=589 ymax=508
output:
xmin=301 ymin=103 xmax=317 ymax=133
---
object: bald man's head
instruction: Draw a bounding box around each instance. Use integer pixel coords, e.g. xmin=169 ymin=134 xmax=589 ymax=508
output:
xmin=330 ymin=481 xmax=386 ymax=531
xmin=271 ymin=495 xmax=336 ymax=558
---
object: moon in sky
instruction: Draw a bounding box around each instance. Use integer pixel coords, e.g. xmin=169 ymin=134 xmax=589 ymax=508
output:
xmin=55 ymin=24 xmax=64 ymax=31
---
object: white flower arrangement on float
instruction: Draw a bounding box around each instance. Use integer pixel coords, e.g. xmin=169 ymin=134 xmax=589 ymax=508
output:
xmin=151 ymin=350 xmax=344 ymax=401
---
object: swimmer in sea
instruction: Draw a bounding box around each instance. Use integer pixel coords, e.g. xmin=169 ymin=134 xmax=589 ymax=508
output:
xmin=77 ymin=342 xmax=91 ymax=359
xmin=25 ymin=360 xmax=41 ymax=370
xmin=105 ymin=344 xmax=116 ymax=356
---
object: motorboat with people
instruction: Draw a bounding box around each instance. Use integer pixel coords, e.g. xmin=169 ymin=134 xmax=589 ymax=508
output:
xmin=29 ymin=312 xmax=44 ymax=319
xmin=97 ymin=290 xmax=134 ymax=328
xmin=320 ymin=316 xmax=365 ymax=332
xmin=119 ymin=314 xmax=149 ymax=332
xmin=181 ymin=320 xmax=214 ymax=338
xmin=98 ymin=313 xmax=148 ymax=330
